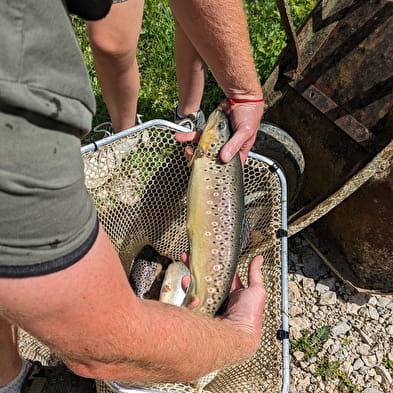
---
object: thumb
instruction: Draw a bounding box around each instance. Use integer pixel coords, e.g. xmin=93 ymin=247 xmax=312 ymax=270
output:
xmin=248 ymin=256 xmax=264 ymax=289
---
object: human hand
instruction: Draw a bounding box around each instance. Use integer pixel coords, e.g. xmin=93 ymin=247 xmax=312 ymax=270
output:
xmin=175 ymin=99 xmax=264 ymax=166
xmin=218 ymin=99 xmax=264 ymax=165
xmin=219 ymin=256 xmax=266 ymax=351
xmin=180 ymin=253 xmax=266 ymax=340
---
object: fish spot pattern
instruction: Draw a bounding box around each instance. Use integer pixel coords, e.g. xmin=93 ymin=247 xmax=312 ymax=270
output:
xmin=199 ymin=160 xmax=242 ymax=314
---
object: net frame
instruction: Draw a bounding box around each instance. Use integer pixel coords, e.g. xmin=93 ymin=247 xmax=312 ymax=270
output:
xmin=18 ymin=119 xmax=289 ymax=393
xmin=82 ymin=120 xmax=290 ymax=393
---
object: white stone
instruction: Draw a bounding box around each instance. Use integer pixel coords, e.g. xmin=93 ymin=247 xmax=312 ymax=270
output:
xmin=358 ymin=307 xmax=369 ymax=318
xmin=288 ymin=280 xmax=302 ymax=302
xmin=292 ymin=350 xmax=305 ymax=362
xmin=315 ymin=282 xmax=330 ymax=294
xmin=332 ymin=321 xmax=351 ymax=336
xmin=302 ymin=277 xmax=316 ymax=292
xmin=377 ymin=297 xmax=392 ymax=308
xmin=289 ymin=305 xmax=303 ymax=317
xmin=346 ymin=303 xmax=360 ymax=315
xmin=290 ymin=326 xmax=303 ymax=341
xmin=368 ymin=306 xmax=380 ymax=321
xmin=328 ymin=342 xmax=340 ymax=355
xmin=374 ymin=365 xmax=392 ymax=385
xmin=290 ymin=316 xmax=310 ymax=331
xmin=363 ymin=388 xmax=383 ymax=393
xmin=353 ymin=358 xmax=364 ymax=370
xmin=354 ymin=327 xmax=374 ymax=346
xmin=357 ymin=343 xmax=371 ymax=356
xmin=319 ymin=291 xmax=337 ymax=306
xmin=341 ymin=360 xmax=353 ymax=375
xmin=362 ymin=355 xmax=377 ymax=367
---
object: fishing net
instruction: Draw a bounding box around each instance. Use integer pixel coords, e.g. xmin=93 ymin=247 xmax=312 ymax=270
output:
xmin=18 ymin=120 xmax=288 ymax=393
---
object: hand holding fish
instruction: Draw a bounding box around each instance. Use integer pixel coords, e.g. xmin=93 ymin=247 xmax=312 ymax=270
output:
xmin=218 ymin=97 xmax=264 ymax=165
xmin=181 ymin=253 xmax=266 ymax=346
xmin=219 ymin=256 xmax=266 ymax=341
xmin=176 ymin=97 xmax=264 ymax=166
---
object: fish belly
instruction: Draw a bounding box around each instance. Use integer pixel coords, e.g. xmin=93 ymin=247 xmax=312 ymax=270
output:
xmin=187 ymin=155 xmax=244 ymax=315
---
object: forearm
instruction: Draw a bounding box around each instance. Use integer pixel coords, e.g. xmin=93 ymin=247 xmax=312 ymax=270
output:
xmin=0 ymin=226 xmax=263 ymax=383
xmin=169 ymin=0 xmax=262 ymax=99
xmin=63 ymin=298 xmax=258 ymax=382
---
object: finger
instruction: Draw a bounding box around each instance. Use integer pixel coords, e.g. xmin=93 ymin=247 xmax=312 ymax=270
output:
xmin=175 ymin=131 xmax=200 ymax=143
xmin=181 ymin=275 xmax=191 ymax=291
xmin=180 ymin=252 xmax=190 ymax=267
xmin=187 ymin=295 xmax=200 ymax=309
xmin=220 ymin=133 xmax=251 ymax=164
xmin=185 ymin=145 xmax=194 ymax=162
xmin=247 ymin=256 xmax=264 ymax=289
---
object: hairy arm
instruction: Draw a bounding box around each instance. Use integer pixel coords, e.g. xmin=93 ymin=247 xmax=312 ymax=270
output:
xmin=0 ymin=226 xmax=265 ymax=383
xmin=169 ymin=0 xmax=262 ymax=99
xmin=171 ymin=0 xmax=264 ymax=163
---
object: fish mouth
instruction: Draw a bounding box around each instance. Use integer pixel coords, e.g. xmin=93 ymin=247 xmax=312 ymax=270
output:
xmin=198 ymin=110 xmax=229 ymax=155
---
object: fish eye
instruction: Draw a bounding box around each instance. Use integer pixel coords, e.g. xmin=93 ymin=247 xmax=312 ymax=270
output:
xmin=218 ymin=121 xmax=226 ymax=130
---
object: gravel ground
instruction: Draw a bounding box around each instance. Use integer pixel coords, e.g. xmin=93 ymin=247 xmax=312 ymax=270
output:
xmin=288 ymin=236 xmax=393 ymax=393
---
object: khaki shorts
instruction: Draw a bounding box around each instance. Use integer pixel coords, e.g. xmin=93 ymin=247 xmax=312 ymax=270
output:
xmin=0 ymin=110 xmax=98 ymax=278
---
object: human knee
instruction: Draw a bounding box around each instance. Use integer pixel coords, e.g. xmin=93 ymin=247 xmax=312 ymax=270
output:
xmin=89 ymin=32 xmax=137 ymax=62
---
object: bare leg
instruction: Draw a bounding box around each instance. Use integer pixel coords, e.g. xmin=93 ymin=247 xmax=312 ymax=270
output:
xmin=0 ymin=316 xmax=22 ymax=386
xmin=87 ymin=0 xmax=144 ymax=132
xmin=174 ymin=19 xmax=207 ymax=117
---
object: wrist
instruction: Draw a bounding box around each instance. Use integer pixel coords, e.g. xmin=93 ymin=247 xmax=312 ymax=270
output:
xmin=220 ymin=319 xmax=260 ymax=359
xmin=227 ymin=97 xmax=264 ymax=106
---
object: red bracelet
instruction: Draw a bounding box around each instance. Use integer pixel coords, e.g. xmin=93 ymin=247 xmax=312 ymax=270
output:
xmin=227 ymin=97 xmax=264 ymax=106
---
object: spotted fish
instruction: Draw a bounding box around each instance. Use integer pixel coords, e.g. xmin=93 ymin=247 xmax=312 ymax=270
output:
xmin=186 ymin=109 xmax=245 ymax=315
xmin=129 ymin=259 xmax=162 ymax=299
xmin=129 ymin=246 xmax=172 ymax=300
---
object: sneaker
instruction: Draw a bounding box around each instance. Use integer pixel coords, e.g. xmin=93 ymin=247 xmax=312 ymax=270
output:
xmin=21 ymin=361 xmax=96 ymax=393
xmin=84 ymin=114 xmax=144 ymax=144
xmin=174 ymin=106 xmax=206 ymax=131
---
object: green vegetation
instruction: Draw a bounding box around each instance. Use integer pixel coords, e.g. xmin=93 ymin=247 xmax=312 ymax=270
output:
xmin=291 ymin=326 xmax=361 ymax=392
xmin=316 ymin=357 xmax=360 ymax=393
xmin=383 ymin=359 xmax=393 ymax=373
xmin=291 ymin=325 xmax=332 ymax=359
xmin=341 ymin=338 xmax=352 ymax=346
xmin=71 ymin=0 xmax=318 ymax=127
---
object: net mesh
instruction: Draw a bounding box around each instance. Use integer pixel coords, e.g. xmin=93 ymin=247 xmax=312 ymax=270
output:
xmin=18 ymin=123 xmax=284 ymax=393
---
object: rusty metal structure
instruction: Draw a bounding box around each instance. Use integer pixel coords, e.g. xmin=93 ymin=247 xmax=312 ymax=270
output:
xmin=261 ymin=0 xmax=393 ymax=293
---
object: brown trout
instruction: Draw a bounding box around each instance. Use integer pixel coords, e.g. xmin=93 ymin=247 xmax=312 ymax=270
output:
xmin=186 ymin=109 xmax=245 ymax=315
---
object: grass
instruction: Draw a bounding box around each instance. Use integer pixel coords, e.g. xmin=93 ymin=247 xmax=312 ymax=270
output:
xmin=383 ymin=360 xmax=393 ymax=374
xmin=291 ymin=325 xmax=332 ymax=359
xmin=71 ymin=0 xmax=318 ymax=127
xmin=291 ymin=327 xmax=361 ymax=393
xmin=316 ymin=357 xmax=361 ymax=393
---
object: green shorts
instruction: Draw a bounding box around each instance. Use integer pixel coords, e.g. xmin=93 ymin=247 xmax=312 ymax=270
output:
xmin=0 ymin=109 xmax=98 ymax=278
